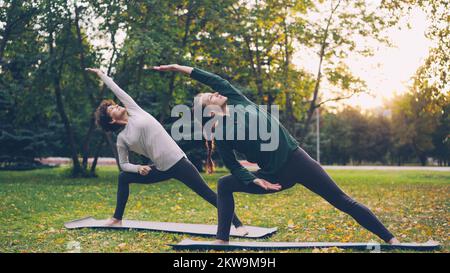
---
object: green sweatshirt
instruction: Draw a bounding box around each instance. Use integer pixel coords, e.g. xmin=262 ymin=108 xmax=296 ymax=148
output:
xmin=190 ymin=67 xmax=299 ymax=185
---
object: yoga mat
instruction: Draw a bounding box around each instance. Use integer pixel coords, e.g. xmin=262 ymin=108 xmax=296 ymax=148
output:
xmin=171 ymin=239 xmax=441 ymax=251
xmin=64 ymin=216 xmax=277 ymax=239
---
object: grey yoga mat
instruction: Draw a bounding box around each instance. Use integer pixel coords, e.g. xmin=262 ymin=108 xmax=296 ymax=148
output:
xmin=171 ymin=239 xmax=441 ymax=251
xmin=64 ymin=216 xmax=277 ymax=239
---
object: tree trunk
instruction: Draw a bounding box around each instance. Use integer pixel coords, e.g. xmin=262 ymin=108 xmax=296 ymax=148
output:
xmin=89 ymin=135 xmax=106 ymax=176
xmin=74 ymin=3 xmax=123 ymax=173
xmin=301 ymin=32 xmax=327 ymax=142
xmin=419 ymin=155 xmax=427 ymax=166
xmin=54 ymin=84 xmax=83 ymax=176
xmin=300 ymin=0 xmax=342 ymax=142
xmin=160 ymin=73 xmax=176 ymax=122
xmin=282 ymin=15 xmax=295 ymax=132
xmin=160 ymin=0 xmax=194 ymax=122
xmin=74 ymin=5 xmax=98 ymax=170
xmin=48 ymin=20 xmax=83 ymax=177
xmin=254 ymin=33 xmax=264 ymax=101
xmin=105 ymin=132 xmax=121 ymax=170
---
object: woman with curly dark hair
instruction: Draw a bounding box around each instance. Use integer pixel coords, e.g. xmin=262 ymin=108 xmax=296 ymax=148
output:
xmin=86 ymin=68 xmax=247 ymax=236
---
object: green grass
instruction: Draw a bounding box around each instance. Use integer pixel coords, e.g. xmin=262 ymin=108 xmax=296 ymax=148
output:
xmin=0 ymin=166 xmax=448 ymax=253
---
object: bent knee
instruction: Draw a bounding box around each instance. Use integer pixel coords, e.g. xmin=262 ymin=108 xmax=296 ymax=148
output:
xmin=217 ymin=176 xmax=234 ymax=194
xmin=118 ymin=171 xmax=131 ymax=184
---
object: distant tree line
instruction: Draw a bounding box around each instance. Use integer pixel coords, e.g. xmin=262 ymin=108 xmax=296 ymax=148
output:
xmin=0 ymin=0 xmax=448 ymax=175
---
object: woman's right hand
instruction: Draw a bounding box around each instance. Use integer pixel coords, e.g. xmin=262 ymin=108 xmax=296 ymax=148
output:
xmin=253 ymin=178 xmax=282 ymax=191
xmin=138 ymin=165 xmax=151 ymax=176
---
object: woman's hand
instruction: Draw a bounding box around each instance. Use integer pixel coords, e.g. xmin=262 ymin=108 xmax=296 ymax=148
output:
xmin=85 ymin=68 xmax=103 ymax=76
xmin=138 ymin=165 xmax=151 ymax=176
xmin=152 ymin=64 xmax=193 ymax=75
xmin=253 ymin=178 xmax=282 ymax=191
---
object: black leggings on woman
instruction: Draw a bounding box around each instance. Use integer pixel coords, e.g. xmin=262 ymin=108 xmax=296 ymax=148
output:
xmin=216 ymin=147 xmax=394 ymax=242
xmin=113 ymin=157 xmax=243 ymax=228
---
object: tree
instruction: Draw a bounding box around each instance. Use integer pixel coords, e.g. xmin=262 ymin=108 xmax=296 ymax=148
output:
xmin=381 ymin=0 xmax=449 ymax=93
xmin=0 ymin=0 xmax=38 ymax=64
xmin=382 ymin=0 xmax=449 ymax=165
xmin=431 ymin=96 xmax=450 ymax=166
xmin=388 ymin=84 xmax=444 ymax=166
xmin=365 ymin=112 xmax=392 ymax=164
xmin=320 ymin=109 xmax=352 ymax=164
xmin=298 ymin=0 xmax=398 ymax=141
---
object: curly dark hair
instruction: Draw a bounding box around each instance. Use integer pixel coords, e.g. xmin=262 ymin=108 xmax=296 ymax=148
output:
xmin=95 ymin=99 xmax=124 ymax=132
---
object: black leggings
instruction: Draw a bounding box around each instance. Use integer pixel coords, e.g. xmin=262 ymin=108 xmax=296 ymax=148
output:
xmin=113 ymin=157 xmax=243 ymax=228
xmin=216 ymin=147 xmax=394 ymax=242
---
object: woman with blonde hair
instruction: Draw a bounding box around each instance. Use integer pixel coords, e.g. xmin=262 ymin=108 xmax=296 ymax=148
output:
xmin=154 ymin=64 xmax=399 ymax=245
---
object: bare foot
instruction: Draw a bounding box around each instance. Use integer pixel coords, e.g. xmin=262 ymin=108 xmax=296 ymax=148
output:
xmin=388 ymin=237 xmax=400 ymax=245
xmin=212 ymin=240 xmax=229 ymax=245
xmin=235 ymin=226 xmax=249 ymax=237
xmin=104 ymin=218 xmax=122 ymax=227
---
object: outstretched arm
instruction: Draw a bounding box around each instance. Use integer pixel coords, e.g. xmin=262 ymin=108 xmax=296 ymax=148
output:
xmin=153 ymin=64 xmax=193 ymax=75
xmin=86 ymin=68 xmax=140 ymax=111
xmin=153 ymin=64 xmax=244 ymax=99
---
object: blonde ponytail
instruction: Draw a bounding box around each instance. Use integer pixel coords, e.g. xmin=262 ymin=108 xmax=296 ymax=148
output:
xmin=205 ymin=139 xmax=215 ymax=174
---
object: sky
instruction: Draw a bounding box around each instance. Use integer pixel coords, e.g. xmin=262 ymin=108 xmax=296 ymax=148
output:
xmin=293 ymin=6 xmax=433 ymax=110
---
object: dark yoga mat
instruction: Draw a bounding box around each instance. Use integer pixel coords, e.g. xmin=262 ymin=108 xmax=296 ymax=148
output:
xmin=64 ymin=216 xmax=277 ymax=239
xmin=171 ymin=239 xmax=441 ymax=251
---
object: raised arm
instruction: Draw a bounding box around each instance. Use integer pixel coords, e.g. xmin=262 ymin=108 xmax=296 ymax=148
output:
xmin=153 ymin=64 xmax=244 ymax=99
xmin=86 ymin=68 xmax=140 ymax=111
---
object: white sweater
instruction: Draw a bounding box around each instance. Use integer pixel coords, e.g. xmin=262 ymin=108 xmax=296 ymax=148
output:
xmin=98 ymin=73 xmax=186 ymax=172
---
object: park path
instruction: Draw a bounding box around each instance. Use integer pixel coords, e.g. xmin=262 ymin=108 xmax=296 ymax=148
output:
xmin=242 ymin=162 xmax=450 ymax=172
xmin=322 ymin=165 xmax=450 ymax=172
xmin=38 ymin=157 xmax=450 ymax=172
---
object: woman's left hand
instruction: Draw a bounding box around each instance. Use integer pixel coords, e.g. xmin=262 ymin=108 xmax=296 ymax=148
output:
xmin=85 ymin=68 xmax=103 ymax=76
xmin=253 ymin=178 xmax=282 ymax=191
xmin=138 ymin=165 xmax=152 ymax=176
